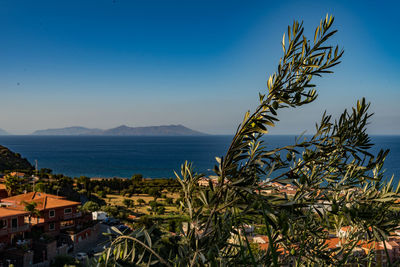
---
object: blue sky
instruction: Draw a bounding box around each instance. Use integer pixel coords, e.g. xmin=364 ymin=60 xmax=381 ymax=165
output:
xmin=0 ymin=0 xmax=399 ymax=134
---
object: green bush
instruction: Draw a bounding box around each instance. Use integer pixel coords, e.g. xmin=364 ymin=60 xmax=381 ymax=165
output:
xmin=136 ymin=198 xmax=146 ymax=205
xmin=82 ymin=201 xmax=100 ymax=212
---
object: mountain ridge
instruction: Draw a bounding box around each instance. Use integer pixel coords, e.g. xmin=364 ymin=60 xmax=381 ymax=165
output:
xmin=31 ymin=124 xmax=207 ymax=136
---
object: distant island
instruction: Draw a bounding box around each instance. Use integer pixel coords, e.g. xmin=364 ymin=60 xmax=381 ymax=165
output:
xmin=0 ymin=128 xmax=9 ymax=135
xmin=31 ymin=124 xmax=207 ymax=136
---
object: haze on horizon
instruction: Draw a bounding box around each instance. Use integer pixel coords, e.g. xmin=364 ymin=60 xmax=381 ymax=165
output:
xmin=0 ymin=0 xmax=399 ymax=135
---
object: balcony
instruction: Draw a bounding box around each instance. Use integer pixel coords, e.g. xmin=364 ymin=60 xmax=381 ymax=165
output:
xmin=0 ymin=228 xmax=7 ymax=236
xmin=10 ymin=224 xmax=29 ymax=233
xmin=0 ymin=224 xmax=30 ymax=235
xmin=60 ymin=222 xmax=74 ymax=230
xmin=64 ymin=212 xmax=82 ymax=220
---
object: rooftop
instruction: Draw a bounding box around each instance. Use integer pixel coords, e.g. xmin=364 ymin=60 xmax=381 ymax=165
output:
xmin=0 ymin=207 xmax=29 ymax=218
xmin=1 ymin=192 xmax=80 ymax=210
xmin=2 ymin=192 xmax=64 ymax=202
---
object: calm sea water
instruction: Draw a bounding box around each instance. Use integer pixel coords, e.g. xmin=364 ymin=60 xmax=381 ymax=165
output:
xmin=0 ymin=135 xmax=399 ymax=181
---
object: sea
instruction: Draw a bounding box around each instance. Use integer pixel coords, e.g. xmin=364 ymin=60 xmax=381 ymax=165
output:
xmin=0 ymin=135 xmax=399 ymax=182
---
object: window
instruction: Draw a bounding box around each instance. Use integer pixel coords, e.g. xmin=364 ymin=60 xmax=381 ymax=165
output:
xmin=64 ymin=208 xmax=72 ymax=214
xmin=11 ymin=218 xmax=17 ymax=228
xmin=0 ymin=219 xmax=7 ymax=229
xmin=49 ymin=210 xmax=55 ymax=218
xmin=49 ymin=222 xmax=55 ymax=231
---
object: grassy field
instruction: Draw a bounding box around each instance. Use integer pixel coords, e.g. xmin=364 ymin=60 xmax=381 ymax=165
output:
xmin=101 ymin=192 xmax=181 ymax=214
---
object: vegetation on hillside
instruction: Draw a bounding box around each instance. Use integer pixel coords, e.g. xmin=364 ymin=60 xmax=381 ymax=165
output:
xmin=0 ymin=145 xmax=33 ymax=172
xmin=97 ymin=15 xmax=400 ymax=266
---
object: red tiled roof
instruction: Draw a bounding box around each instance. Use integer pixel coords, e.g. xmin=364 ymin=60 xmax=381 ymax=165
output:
xmin=1 ymin=192 xmax=80 ymax=210
xmin=0 ymin=207 xmax=29 ymax=218
xmin=2 ymin=192 xmax=64 ymax=202
xmin=325 ymin=237 xmax=341 ymax=249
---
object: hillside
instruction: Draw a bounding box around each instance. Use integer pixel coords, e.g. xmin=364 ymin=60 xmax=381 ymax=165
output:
xmin=31 ymin=124 xmax=207 ymax=136
xmin=0 ymin=145 xmax=34 ymax=171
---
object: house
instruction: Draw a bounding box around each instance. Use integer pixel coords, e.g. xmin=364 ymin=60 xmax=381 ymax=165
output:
xmin=92 ymin=211 xmax=108 ymax=221
xmin=1 ymin=192 xmax=82 ymax=235
xmin=198 ymin=176 xmax=230 ymax=187
xmin=198 ymin=177 xmax=219 ymax=187
xmin=9 ymin=172 xmax=26 ymax=179
xmin=337 ymin=226 xmax=354 ymax=239
xmin=0 ymin=191 xmax=98 ymax=264
xmin=252 ymin=235 xmax=269 ymax=244
xmin=0 ymin=207 xmax=30 ymax=247
xmin=198 ymin=177 xmax=211 ymax=187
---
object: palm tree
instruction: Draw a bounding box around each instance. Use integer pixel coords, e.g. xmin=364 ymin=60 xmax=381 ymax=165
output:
xmin=22 ymin=201 xmax=40 ymax=224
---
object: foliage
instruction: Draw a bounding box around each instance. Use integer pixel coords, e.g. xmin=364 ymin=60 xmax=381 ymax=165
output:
xmin=148 ymin=188 xmax=162 ymax=200
xmin=21 ymin=200 xmax=41 ymax=225
xmin=102 ymin=205 xmax=119 ymax=218
xmin=50 ymin=255 xmax=78 ymax=267
xmin=97 ymin=190 xmax=106 ymax=198
xmin=165 ymin=197 xmax=174 ymax=205
xmin=0 ymin=145 xmax=34 ymax=172
xmin=97 ymin=15 xmax=400 ymax=266
xmin=4 ymin=174 xmax=24 ymax=196
xmin=82 ymin=201 xmax=100 ymax=212
xmin=34 ymin=182 xmax=47 ymax=193
xmin=123 ymin=198 xmax=135 ymax=208
xmin=137 ymin=198 xmax=146 ymax=205
xmin=132 ymin=173 xmax=144 ymax=182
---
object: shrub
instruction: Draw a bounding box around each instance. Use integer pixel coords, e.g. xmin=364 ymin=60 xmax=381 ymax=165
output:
xmin=136 ymin=198 xmax=146 ymax=205
xmin=82 ymin=201 xmax=100 ymax=212
xmin=165 ymin=197 xmax=174 ymax=205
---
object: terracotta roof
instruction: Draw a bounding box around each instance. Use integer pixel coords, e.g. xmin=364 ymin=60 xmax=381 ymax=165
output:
xmin=128 ymin=214 xmax=137 ymax=220
xmin=10 ymin=172 xmax=25 ymax=177
xmin=0 ymin=184 xmax=6 ymax=190
xmin=0 ymin=207 xmax=29 ymax=218
xmin=340 ymin=226 xmax=353 ymax=231
xmin=325 ymin=237 xmax=341 ymax=249
xmin=1 ymin=192 xmax=80 ymax=210
xmin=388 ymin=241 xmax=400 ymax=247
xmin=34 ymin=197 xmax=80 ymax=210
xmin=2 ymin=192 xmax=64 ymax=202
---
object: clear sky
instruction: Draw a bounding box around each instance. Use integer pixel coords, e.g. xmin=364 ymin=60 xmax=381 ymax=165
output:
xmin=0 ymin=0 xmax=399 ymax=135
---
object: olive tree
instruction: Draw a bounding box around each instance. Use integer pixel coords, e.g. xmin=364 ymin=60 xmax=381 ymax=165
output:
xmin=97 ymin=15 xmax=400 ymax=266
